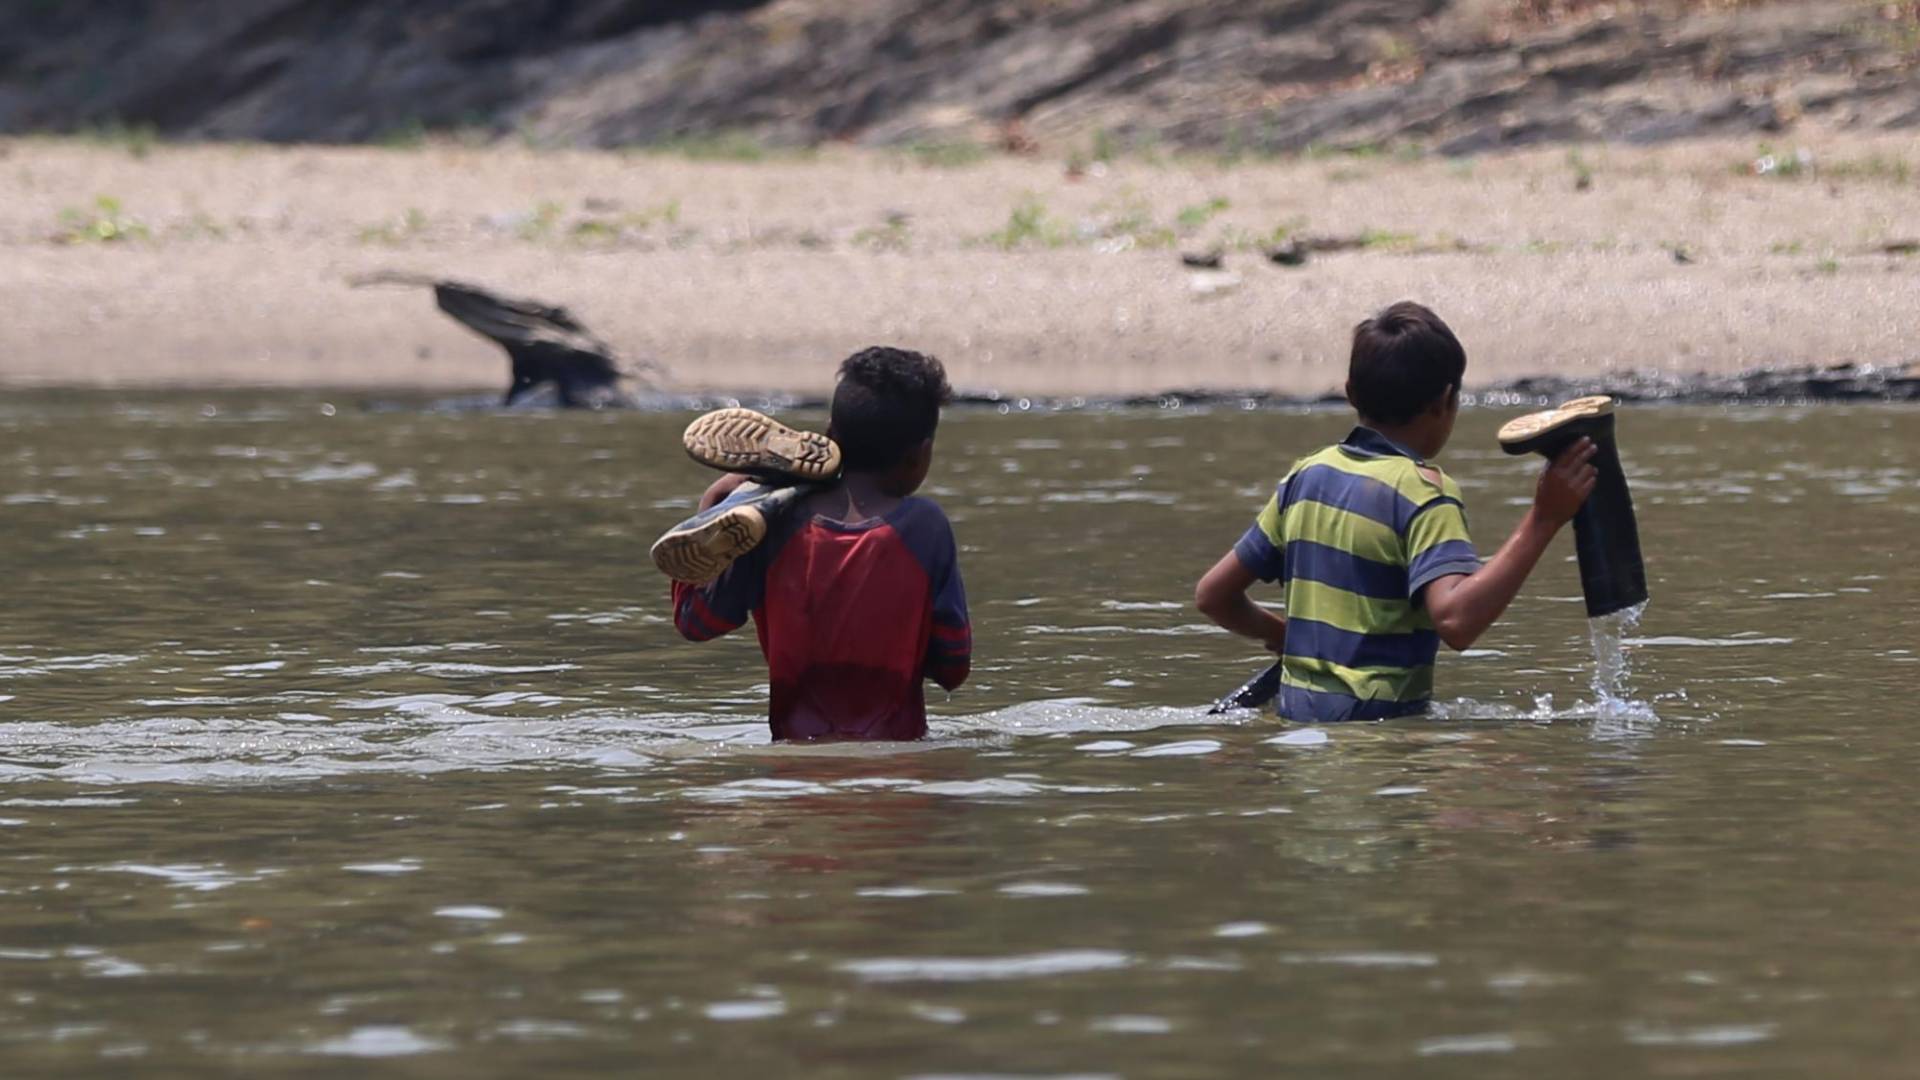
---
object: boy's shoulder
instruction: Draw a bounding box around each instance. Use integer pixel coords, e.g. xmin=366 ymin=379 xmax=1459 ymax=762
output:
xmin=1322 ymin=440 xmax=1463 ymax=507
xmin=887 ymin=495 xmax=960 ymax=567
xmin=1278 ymin=440 xmax=1465 ymax=528
xmin=890 ymin=495 xmax=956 ymax=538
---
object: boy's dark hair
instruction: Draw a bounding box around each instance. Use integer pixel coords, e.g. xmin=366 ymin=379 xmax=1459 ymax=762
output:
xmin=831 ymin=346 xmax=953 ymax=471
xmin=1347 ymin=301 xmax=1467 ymax=425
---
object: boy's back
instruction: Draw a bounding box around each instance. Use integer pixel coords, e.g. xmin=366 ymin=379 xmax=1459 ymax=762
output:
xmin=673 ymin=492 xmax=969 ymax=739
xmin=668 ymin=346 xmax=969 ymax=741
xmin=1195 ymin=301 xmax=1599 ymax=722
xmin=1235 ymin=427 xmax=1479 ymax=721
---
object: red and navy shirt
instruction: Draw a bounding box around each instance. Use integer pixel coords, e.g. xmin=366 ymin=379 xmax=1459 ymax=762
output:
xmin=671 ymin=495 xmax=971 ymax=741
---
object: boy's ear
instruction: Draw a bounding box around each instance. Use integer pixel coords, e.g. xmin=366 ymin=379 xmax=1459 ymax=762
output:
xmin=1425 ymin=385 xmax=1458 ymax=417
xmin=1344 ymin=380 xmax=1358 ymax=411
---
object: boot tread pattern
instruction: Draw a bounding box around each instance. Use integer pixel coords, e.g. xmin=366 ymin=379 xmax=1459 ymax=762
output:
xmin=683 ymin=408 xmax=840 ymax=481
xmin=651 ymin=506 xmax=766 ymax=584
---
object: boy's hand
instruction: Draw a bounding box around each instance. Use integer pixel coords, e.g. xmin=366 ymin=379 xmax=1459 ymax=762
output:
xmin=1262 ymin=623 xmax=1287 ymax=656
xmin=1196 ymin=550 xmax=1289 ymax=653
xmin=1533 ymin=438 xmax=1599 ymax=526
xmin=697 ymin=472 xmax=753 ymax=512
xmin=1427 ymin=437 xmax=1600 ymax=651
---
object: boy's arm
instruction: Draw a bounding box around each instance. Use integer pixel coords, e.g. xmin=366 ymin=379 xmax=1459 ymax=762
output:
xmin=696 ymin=472 xmax=750 ymax=512
xmin=669 ymin=473 xmax=762 ymax=642
xmin=1421 ymin=439 xmax=1597 ymax=651
xmin=1195 ymin=485 xmax=1290 ymax=652
xmin=1194 ymin=551 xmax=1288 ymax=654
xmin=923 ymin=517 xmax=971 ymax=691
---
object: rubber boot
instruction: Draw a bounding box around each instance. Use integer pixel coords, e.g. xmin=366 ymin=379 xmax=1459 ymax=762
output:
xmin=1498 ymin=396 xmax=1648 ymax=617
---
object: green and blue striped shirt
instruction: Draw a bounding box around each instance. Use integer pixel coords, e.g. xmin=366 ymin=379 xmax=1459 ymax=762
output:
xmin=1234 ymin=427 xmax=1482 ymax=721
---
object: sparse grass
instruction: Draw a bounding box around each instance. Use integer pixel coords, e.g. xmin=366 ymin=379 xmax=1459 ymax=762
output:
xmin=1303 ymin=142 xmax=1381 ymax=162
xmin=1094 ymin=191 xmax=1176 ymax=249
xmin=515 ymin=121 xmax=564 ymax=153
xmin=54 ymin=195 xmax=148 ymax=244
xmin=357 ymin=207 xmax=430 ymax=245
xmin=1220 ymin=219 xmax=1308 ymax=252
xmin=1301 ymin=141 xmax=1426 ymax=164
xmin=375 ymin=119 xmax=430 ymax=150
xmin=517 ymin=201 xmax=565 ymax=242
xmin=1735 ymin=144 xmax=1913 ymax=184
xmin=75 ymin=120 xmax=159 ymax=160
xmin=1740 ymin=143 xmax=1812 ymax=179
xmin=1823 ymin=154 xmax=1914 ymax=184
xmin=1175 ymin=196 xmax=1231 ymax=232
xmin=1815 ymin=257 xmax=1841 ymax=275
xmin=640 ymin=131 xmax=811 ymax=163
xmin=567 ymin=200 xmax=684 ymax=245
xmin=1568 ymin=149 xmax=1595 ymax=190
xmin=1770 ymin=239 xmax=1806 ymax=256
xmin=1359 ymin=228 xmax=1418 ymax=251
xmin=853 ymin=212 xmax=913 ymax=252
xmin=981 ymin=196 xmax=1072 ymax=249
xmin=907 ymin=141 xmax=989 ymax=168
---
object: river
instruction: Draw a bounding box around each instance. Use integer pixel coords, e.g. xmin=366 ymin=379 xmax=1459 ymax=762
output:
xmin=1 ymin=393 xmax=1914 ymax=1076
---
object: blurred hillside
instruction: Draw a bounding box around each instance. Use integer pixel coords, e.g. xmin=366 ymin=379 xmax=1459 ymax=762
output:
xmin=3 ymin=0 xmax=1916 ymax=154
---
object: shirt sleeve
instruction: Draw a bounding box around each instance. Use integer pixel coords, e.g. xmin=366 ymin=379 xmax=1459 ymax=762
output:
xmin=670 ymin=538 xmax=769 ymax=643
xmin=1231 ymin=483 xmax=1288 ymax=583
xmin=896 ymin=500 xmax=970 ymax=691
xmin=922 ymin=517 xmax=971 ymax=692
xmin=1405 ymin=496 xmax=1481 ymax=599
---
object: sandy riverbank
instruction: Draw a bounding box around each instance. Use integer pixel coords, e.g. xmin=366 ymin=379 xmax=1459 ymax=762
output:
xmin=3 ymin=135 xmax=1916 ymax=398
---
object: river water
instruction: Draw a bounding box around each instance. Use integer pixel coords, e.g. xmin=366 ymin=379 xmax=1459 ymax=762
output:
xmin=1 ymin=392 xmax=1915 ymax=1076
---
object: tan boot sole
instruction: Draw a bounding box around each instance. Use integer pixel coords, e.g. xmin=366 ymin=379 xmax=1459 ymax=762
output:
xmin=1497 ymin=395 xmax=1614 ymax=449
xmin=682 ymin=408 xmax=841 ymax=482
xmin=650 ymin=503 xmax=768 ymax=585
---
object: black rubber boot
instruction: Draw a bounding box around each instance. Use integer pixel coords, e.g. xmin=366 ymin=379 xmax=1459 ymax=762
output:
xmin=1498 ymin=396 xmax=1648 ymax=618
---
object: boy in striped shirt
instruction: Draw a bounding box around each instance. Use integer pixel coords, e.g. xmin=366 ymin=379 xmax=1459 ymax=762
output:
xmin=1194 ymin=302 xmax=1599 ymax=722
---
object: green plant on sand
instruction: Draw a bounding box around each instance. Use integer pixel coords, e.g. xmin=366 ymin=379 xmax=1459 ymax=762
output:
xmin=55 ymin=195 xmax=148 ymax=244
xmin=981 ymin=196 xmax=1070 ymax=249
xmin=1176 ymin=197 xmax=1231 ymax=231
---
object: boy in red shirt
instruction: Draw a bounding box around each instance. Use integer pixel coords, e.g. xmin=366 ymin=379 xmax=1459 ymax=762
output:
xmin=670 ymin=347 xmax=970 ymax=740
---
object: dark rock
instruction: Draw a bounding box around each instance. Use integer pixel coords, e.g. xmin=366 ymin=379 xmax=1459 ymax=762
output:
xmin=3 ymin=1 xmax=1914 ymax=154
xmin=1466 ymin=363 xmax=1920 ymax=407
xmin=1264 ymin=240 xmax=1308 ymax=267
xmin=1180 ymin=250 xmax=1223 ymax=269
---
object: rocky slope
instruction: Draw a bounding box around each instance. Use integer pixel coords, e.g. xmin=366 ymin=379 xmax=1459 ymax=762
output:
xmin=3 ymin=0 xmax=1916 ymax=154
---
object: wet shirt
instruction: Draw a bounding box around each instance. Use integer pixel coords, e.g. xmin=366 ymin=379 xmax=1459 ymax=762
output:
xmin=671 ymin=495 xmax=971 ymax=741
xmin=1233 ymin=427 xmax=1481 ymax=722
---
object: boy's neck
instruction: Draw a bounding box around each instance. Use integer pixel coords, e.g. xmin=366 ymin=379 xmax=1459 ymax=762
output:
xmin=1358 ymin=416 xmax=1444 ymax=460
xmin=840 ymin=469 xmax=916 ymax=500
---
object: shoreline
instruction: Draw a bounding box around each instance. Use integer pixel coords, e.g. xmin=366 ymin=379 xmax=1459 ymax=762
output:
xmin=11 ymin=360 xmax=1912 ymax=412
xmin=5 ymin=135 xmax=1917 ymax=398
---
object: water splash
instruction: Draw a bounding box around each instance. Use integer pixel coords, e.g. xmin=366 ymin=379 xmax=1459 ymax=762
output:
xmin=1432 ymin=601 xmax=1660 ymax=731
xmin=1588 ymin=602 xmax=1645 ymax=705
xmin=1587 ymin=602 xmax=1658 ymax=738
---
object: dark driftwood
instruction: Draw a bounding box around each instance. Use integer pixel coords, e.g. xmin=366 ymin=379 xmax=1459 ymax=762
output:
xmin=352 ymin=272 xmax=655 ymax=407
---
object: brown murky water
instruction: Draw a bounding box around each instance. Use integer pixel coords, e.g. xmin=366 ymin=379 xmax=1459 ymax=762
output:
xmin=1 ymin=392 xmax=1916 ymax=1076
